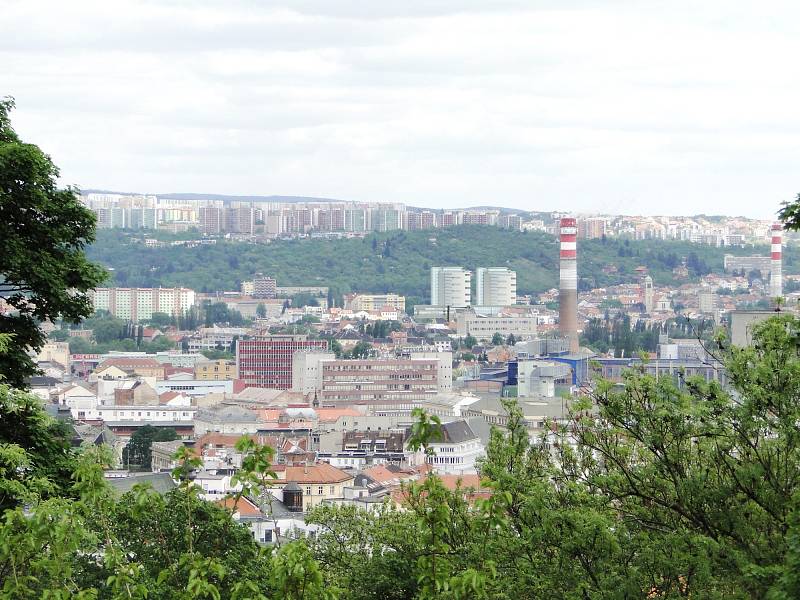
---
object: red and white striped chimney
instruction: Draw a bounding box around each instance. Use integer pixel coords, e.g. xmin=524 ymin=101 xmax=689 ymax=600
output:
xmin=771 ymin=222 xmax=783 ymax=299
xmin=559 ymin=217 xmax=579 ymax=353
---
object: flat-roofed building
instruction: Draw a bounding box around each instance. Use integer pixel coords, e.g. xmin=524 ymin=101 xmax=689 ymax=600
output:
xmin=431 ymin=267 xmax=471 ymax=307
xmin=345 ymin=293 xmax=406 ymax=313
xmin=456 ymin=311 xmax=537 ymax=340
xmin=319 ymin=353 xmax=452 ymax=406
xmin=475 ymin=268 xmax=516 ymax=307
xmin=237 ymin=336 xmax=329 ymax=389
xmin=723 ymin=255 xmax=772 ymax=277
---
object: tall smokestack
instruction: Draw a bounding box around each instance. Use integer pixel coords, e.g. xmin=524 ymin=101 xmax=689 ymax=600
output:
xmin=559 ymin=217 xmax=579 ymax=353
xmin=771 ymin=222 xmax=783 ymax=299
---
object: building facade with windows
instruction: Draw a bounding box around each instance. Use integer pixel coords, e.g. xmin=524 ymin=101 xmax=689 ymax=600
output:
xmin=430 ymin=267 xmax=471 ymax=307
xmin=237 ymin=336 xmax=329 ymax=389
xmin=90 ymin=287 xmax=195 ymax=322
xmin=318 ymin=354 xmax=452 ymax=406
xmin=475 ymin=267 xmax=517 ymax=307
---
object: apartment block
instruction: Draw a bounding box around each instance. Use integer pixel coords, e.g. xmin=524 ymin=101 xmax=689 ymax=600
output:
xmin=431 ymin=267 xmax=471 ymax=307
xmin=253 ymin=276 xmax=277 ymax=299
xmin=475 ymin=268 xmax=517 ymax=307
xmin=237 ymin=336 xmax=329 ymax=389
xmin=578 ymin=217 xmax=607 ymax=239
xmin=90 ymin=287 xmax=196 ymax=322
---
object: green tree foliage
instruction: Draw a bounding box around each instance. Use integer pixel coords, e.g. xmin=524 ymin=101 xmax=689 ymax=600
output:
xmin=0 ymin=98 xmax=106 ymax=387
xmin=491 ymin=332 xmax=504 ymax=346
xmin=582 ymin=314 xmax=662 ymax=356
xmin=122 ymin=425 xmax=178 ymax=470
xmin=290 ymin=293 xmax=321 ymax=308
xmin=345 ymin=341 xmax=372 ymax=359
xmin=200 ymin=349 xmax=235 ymax=360
xmin=364 ymin=320 xmax=402 ymax=338
xmin=0 ymin=384 xmax=77 ymax=511
xmin=148 ymin=311 xmax=176 ymax=328
xmin=305 ymin=315 xmax=800 ymax=598
xmin=203 ymin=301 xmax=247 ymax=327
xmin=7 ymin=315 xmax=800 ymax=598
xmin=48 ymin=328 xmax=70 ymax=342
xmin=91 ymin=315 xmax=127 ymax=344
xmin=87 ymin=226 xmax=792 ymax=302
xmin=778 ymin=192 xmax=800 ymax=231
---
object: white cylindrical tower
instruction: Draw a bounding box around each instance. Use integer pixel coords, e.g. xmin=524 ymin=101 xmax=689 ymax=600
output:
xmin=771 ymin=223 xmax=783 ymax=299
xmin=559 ymin=217 xmax=579 ymax=353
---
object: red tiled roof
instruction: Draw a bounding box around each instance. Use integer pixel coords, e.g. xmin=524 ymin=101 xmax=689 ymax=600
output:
xmin=159 ymin=391 xmax=181 ymax=404
xmin=285 ymin=462 xmax=354 ymax=485
xmin=315 ymin=407 xmax=362 ymax=422
xmin=216 ymin=496 xmax=262 ymax=517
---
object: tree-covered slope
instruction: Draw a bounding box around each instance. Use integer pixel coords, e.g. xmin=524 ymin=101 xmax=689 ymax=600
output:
xmin=87 ymin=226 xmax=796 ymax=301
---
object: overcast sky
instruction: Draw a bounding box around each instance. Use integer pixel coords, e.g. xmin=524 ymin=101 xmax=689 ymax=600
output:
xmin=3 ymin=0 xmax=798 ymax=217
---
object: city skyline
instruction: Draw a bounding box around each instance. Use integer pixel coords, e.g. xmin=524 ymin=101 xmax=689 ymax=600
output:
xmin=5 ymin=1 xmax=799 ymax=219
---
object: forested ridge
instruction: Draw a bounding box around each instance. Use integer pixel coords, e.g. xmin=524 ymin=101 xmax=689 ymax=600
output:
xmin=87 ymin=227 xmax=796 ymax=301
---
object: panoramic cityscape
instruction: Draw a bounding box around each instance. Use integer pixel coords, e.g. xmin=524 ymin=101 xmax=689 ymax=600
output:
xmin=3 ymin=1 xmax=800 ymax=598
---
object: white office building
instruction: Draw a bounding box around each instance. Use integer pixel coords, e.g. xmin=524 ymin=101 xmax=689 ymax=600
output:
xmin=475 ymin=268 xmax=517 ymax=307
xmin=431 ymin=267 xmax=471 ymax=307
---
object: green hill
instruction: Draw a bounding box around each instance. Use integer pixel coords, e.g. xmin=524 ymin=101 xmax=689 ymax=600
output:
xmin=87 ymin=226 xmax=796 ymax=304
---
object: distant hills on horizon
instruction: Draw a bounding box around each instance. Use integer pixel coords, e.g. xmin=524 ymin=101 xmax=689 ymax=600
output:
xmin=79 ymin=189 xmax=757 ymax=221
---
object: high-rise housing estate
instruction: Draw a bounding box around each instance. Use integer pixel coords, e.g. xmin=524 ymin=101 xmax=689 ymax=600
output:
xmin=371 ymin=206 xmax=406 ymax=232
xmin=199 ymin=206 xmax=224 ymax=234
xmin=198 ymin=205 xmax=255 ymax=235
xmin=578 ymin=217 xmax=607 ymax=239
xmin=430 ymin=267 xmax=471 ymax=307
xmin=475 ymin=268 xmax=517 ymax=306
xmin=236 ymin=336 xmax=329 ymax=389
xmin=771 ymin=223 xmax=783 ymax=298
xmin=462 ymin=211 xmax=499 ymax=226
xmin=558 ymin=218 xmax=579 ymax=353
xmin=498 ymin=214 xmax=523 ymax=231
xmin=406 ymin=211 xmax=437 ymax=230
xmin=90 ymin=287 xmax=196 ymax=322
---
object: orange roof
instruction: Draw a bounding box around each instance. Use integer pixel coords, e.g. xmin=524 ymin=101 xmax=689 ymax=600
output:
xmin=159 ymin=391 xmax=181 ymax=404
xmin=216 ymin=496 xmax=263 ymax=517
xmin=391 ymin=473 xmax=491 ymax=506
xmin=315 ymin=407 xmax=362 ymax=422
xmin=285 ymin=462 xmax=354 ymax=484
xmin=255 ymin=409 xmax=283 ymax=421
xmin=361 ymin=464 xmax=416 ymax=487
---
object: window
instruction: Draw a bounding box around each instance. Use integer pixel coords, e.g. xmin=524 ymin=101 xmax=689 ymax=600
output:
xmin=318 ymin=486 xmax=323 ymax=495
